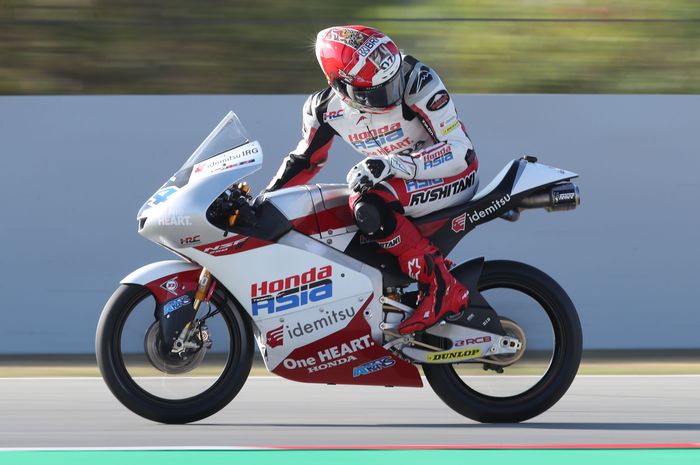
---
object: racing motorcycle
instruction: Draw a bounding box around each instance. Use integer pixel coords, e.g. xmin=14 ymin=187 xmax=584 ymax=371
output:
xmin=96 ymin=111 xmax=582 ymax=424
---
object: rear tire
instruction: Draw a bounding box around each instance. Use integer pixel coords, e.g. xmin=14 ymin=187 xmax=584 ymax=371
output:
xmin=423 ymin=260 xmax=582 ymax=423
xmin=96 ymin=284 xmax=254 ymax=424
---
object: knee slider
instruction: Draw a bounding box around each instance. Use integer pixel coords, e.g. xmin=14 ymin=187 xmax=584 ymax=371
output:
xmin=353 ymin=200 xmax=382 ymax=236
xmin=353 ymin=195 xmax=397 ymax=238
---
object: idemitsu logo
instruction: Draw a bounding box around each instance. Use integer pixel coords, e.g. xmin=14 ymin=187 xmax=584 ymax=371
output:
xmin=251 ymin=266 xmax=333 ymax=316
xmin=266 ymin=326 xmax=284 ymax=348
xmin=467 ymin=194 xmax=511 ymax=224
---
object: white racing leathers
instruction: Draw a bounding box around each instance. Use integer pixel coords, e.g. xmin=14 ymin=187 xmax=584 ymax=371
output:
xmin=266 ymin=55 xmax=479 ymax=217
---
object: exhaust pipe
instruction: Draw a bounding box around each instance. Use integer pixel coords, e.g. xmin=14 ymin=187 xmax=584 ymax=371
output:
xmin=518 ymin=182 xmax=580 ymax=212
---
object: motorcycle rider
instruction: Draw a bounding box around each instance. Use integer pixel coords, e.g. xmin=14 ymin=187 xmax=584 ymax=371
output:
xmin=265 ymin=25 xmax=479 ymax=334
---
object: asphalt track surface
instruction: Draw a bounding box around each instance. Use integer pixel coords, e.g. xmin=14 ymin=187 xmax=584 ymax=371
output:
xmin=0 ymin=375 xmax=698 ymax=448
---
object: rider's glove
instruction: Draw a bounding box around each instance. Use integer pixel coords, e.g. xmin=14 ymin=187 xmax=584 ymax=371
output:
xmin=346 ymin=155 xmax=417 ymax=194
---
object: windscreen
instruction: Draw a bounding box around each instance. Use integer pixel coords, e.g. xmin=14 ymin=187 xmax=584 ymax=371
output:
xmin=137 ymin=111 xmax=260 ymax=219
xmin=179 ymin=111 xmax=251 ymax=171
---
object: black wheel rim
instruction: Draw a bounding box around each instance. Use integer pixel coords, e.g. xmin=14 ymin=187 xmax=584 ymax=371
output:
xmin=445 ymin=278 xmax=569 ymax=402
xmin=109 ymin=287 xmax=241 ymax=404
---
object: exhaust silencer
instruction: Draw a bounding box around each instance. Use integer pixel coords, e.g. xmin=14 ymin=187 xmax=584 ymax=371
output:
xmin=519 ymin=182 xmax=580 ymax=212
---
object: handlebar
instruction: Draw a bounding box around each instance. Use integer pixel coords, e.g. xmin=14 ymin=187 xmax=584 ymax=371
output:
xmin=207 ymin=182 xmax=258 ymax=235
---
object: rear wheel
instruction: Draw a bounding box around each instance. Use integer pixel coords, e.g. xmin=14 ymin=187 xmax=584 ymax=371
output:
xmin=96 ymin=284 xmax=254 ymax=424
xmin=423 ymin=260 xmax=582 ymax=423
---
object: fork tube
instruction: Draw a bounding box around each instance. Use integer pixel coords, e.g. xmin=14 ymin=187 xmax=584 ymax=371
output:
xmin=193 ymin=268 xmax=212 ymax=310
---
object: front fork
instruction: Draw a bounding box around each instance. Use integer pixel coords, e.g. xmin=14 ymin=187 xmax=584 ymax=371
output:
xmin=193 ymin=268 xmax=216 ymax=311
xmin=163 ymin=268 xmax=217 ymax=355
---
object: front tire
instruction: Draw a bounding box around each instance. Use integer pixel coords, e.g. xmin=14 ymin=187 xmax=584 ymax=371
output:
xmin=424 ymin=260 xmax=582 ymax=423
xmin=96 ymin=284 xmax=254 ymax=424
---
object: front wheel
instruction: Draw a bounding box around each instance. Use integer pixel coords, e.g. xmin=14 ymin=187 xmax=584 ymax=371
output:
xmin=424 ymin=260 xmax=582 ymax=423
xmin=96 ymin=284 xmax=254 ymax=424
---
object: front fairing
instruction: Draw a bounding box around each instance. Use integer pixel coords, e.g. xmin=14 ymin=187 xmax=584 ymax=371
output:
xmin=137 ymin=111 xmax=263 ymax=250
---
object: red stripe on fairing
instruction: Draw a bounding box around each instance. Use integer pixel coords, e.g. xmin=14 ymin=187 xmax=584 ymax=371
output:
xmin=272 ymin=443 xmax=700 ymax=450
xmin=291 ymin=203 xmax=355 ymax=236
xmin=316 ymin=204 xmax=354 ymax=231
xmin=144 ymin=268 xmax=201 ymax=304
xmin=195 ymin=234 xmax=272 ymax=256
xmin=290 ymin=214 xmax=321 ymax=236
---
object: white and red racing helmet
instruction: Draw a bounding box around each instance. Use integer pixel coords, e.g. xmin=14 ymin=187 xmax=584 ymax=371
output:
xmin=315 ymin=25 xmax=403 ymax=112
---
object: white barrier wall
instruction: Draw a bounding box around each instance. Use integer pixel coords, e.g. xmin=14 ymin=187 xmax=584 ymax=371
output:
xmin=0 ymin=95 xmax=698 ymax=353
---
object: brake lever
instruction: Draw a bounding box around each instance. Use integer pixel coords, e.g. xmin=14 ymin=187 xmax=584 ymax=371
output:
xmin=220 ymin=183 xmax=254 ymax=236
xmin=235 ymin=199 xmax=258 ymax=228
xmin=223 ymin=213 xmax=234 ymax=237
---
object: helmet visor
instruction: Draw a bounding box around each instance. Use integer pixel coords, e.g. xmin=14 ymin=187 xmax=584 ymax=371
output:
xmin=340 ymin=71 xmax=404 ymax=109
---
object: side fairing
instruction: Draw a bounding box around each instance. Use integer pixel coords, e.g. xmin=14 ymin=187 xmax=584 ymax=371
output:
xmin=271 ymin=304 xmax=422 ymax=387
xmin=185 ymin=231 xmax=381 ymax=367
xmin=262 ymin=185 xmax=317 ymax=224
xmin=263 ymin=184 xmax=358 ymax=252
xmin=314 ymin=184 xmax=358 ymax=251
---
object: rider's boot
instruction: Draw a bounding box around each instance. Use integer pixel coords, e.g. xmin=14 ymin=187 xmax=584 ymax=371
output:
xmin=376 ymin=213 xmax=470 ymax=334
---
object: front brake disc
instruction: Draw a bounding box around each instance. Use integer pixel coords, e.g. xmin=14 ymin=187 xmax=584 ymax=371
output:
xmin=144 ymin=321 xmax=207 ymax=375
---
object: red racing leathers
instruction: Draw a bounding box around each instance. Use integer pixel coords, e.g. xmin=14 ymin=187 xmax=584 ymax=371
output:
xmin=266 ymin=55 xmax=479 ymax=333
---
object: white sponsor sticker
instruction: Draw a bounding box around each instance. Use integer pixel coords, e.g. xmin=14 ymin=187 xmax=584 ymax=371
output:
xmin=190 ymin=141 xmax=262 ymax=181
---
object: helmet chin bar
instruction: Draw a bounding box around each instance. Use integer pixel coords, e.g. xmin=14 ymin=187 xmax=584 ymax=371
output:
xmin=334 ymin=91 xmax=398 ymax=114
xmin=332 ymin=71 xmax=404 ymax=113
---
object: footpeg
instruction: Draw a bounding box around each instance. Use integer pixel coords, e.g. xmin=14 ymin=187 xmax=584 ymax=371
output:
xmin=380 ymin=296 xmax=414 ymax=313
xmin=380 ymin=321 xmax=401 ymax=331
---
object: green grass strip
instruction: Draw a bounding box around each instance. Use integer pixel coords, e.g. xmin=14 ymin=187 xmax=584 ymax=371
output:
xmin=1 ymin=449 xmax=699 ymax=465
